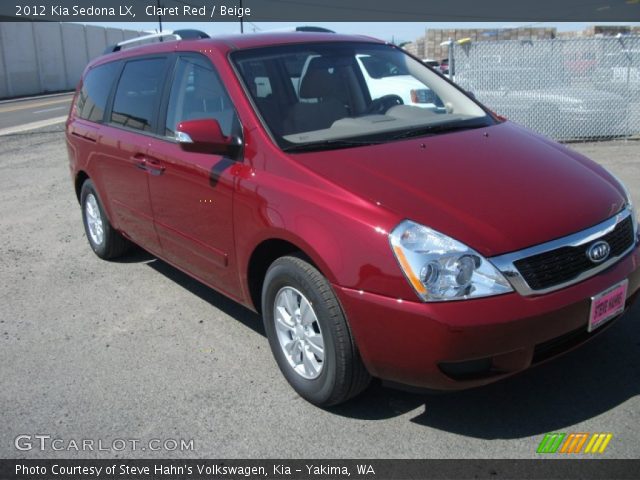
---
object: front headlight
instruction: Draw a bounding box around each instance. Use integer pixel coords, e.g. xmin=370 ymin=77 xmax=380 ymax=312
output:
xmin=626 ymin=192 xmax=638 ymax=239
xmin=389 ymin=220 xmax=513 ymax=302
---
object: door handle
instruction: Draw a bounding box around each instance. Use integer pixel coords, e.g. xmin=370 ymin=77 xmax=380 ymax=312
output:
xmin=135 ymin=160 xmax=147 ymax=171
xmin=145 ymin=156 xmax=165 ymax=176
xmin=131 ymin=152 xmax=146 ymax=164
xmin=131 ymin=154 xmax=165 ymax=175
xmin=133 ymin=156 xmax=148 ymax=171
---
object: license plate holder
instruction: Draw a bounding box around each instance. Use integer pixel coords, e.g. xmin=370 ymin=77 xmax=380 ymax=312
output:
xmin=588 ymin=280 xmax=628 ymax=332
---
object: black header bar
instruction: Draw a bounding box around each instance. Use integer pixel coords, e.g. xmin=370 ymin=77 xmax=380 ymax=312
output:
xmin=1 ymin=0 xmax=640 ymax=22
xmin=1 ymin=459 xmax=640 ymax=480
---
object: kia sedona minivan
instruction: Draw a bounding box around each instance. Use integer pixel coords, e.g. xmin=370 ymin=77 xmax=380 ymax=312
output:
xmin=66 ymin=30 xmax=640 ymax=406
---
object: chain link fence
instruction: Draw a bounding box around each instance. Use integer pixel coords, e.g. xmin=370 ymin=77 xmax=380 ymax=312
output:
xmin=452 ymin=36 xmax=640 ymax=141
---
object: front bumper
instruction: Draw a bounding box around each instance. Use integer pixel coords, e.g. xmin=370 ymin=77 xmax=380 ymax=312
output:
xmin=335 ymin=243 xmax=640 ymax=390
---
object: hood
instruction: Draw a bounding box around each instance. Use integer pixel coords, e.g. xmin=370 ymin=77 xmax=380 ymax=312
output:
xmin=293 ymin=122 xmax=625 ymax=257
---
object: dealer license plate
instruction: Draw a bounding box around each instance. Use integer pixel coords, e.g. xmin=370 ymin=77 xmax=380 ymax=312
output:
xmin=588 ymin=280 xmax=628 ymax=332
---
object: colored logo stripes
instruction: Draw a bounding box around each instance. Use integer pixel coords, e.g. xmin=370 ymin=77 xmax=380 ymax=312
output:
xmin=537 ymin=433 xmax=612 ymax=454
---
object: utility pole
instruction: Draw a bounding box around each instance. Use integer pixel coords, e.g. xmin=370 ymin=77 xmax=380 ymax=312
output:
xmin=239 ymin=0 xmax=244 ymax=33
xmin=157 ymin=0 xmax=163 ymax=39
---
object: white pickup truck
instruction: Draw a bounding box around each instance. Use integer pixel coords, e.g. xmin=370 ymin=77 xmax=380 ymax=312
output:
xmin=354 ymin=54 xmax=445 ymax=111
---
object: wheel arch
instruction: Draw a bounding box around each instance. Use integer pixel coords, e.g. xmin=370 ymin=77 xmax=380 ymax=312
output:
xmin=74 ymin=170 xmax=90 ymax=203
xmin=75 ymin=171 xmax=121 ymax=234
xmin=245 ymin=236 xmax=332 ymax=314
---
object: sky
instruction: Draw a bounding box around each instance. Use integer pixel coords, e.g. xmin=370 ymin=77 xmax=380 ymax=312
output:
xmin=83 ymin=21 xmax=640 ymax=45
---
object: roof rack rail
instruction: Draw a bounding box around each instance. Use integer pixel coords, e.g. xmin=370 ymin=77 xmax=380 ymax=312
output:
xmin=173 ymin=29 xmax=211 ymax=40
xmin=259 ymin=26 xmax=336 ymax=34
xmin=295 ymin=26 xmax=335 ymax=33
xmin=103 ymin=29 xmax=210 ymax=54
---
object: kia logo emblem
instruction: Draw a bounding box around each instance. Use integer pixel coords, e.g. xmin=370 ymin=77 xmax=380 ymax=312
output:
xmin=587 ymin=241 xmax=611 ymax=263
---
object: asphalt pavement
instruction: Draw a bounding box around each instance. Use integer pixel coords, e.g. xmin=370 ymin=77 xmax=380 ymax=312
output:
xmin=0 ymin=123 xmax=639 ymax=459
xmin=0 ymin=93 xmax=72 ymax=132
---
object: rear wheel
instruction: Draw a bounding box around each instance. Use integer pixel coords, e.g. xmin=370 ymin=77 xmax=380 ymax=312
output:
xmin=262 ymin=255 xmax=370 ymax=406
xmin=80 ymin=179 xmax=130 ymax=259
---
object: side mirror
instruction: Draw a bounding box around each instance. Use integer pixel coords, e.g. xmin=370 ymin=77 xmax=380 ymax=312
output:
xmin=176 ymin=118 xmax=241 ymax=157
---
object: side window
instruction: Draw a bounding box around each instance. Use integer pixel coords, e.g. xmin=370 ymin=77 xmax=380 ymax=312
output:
xmin=77 ymin=62 xmax=119 ymax=123
xmin=165 ymin=56 xmax=239 ymax=138
xmin=110 ymin=58 xmax=167 ymax=132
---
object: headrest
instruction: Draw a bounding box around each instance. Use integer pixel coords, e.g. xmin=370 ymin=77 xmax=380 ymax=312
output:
xmin=299 ymin=57 xmax=343 ymax=99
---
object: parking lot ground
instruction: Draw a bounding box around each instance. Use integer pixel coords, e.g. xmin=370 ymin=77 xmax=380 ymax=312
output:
xmin=0 ymin=125 xmax=639 ymax=459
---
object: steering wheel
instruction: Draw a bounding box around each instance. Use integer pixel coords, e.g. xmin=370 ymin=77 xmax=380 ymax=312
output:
xmin=364 ymin=94 xmax=404 ymax=115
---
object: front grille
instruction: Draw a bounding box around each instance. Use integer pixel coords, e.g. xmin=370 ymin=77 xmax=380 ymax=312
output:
xmin=514 ymin=216 xmax=634 ymax=291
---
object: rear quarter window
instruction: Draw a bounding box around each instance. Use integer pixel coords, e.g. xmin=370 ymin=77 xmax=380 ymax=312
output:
xmin=76 ymin=62 xmax=119 ymax=123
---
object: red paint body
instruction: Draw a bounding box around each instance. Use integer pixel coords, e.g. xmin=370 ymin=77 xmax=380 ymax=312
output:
xmin=66 ymin=33 xmax=640 ymax=390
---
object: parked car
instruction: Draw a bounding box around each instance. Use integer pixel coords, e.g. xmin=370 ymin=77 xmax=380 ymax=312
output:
xmin=598 ymin=50 xmax=640 ymax=91
xmin=439 ymin=58 xmax=449 ymax=74
xmin=423 ymin=58 xmax=440 ymax=68
xmin=67 ymin=30 xmax=640 ymax=406
xmin=454 ymin=66 xmax=630 ymax=139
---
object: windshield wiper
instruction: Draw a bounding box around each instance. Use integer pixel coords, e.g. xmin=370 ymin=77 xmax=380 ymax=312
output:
xmin=282 ymin=139 xmax=382 ymax=153
xmin=281 ymin=121 xmax=489 ymax=152
xmin=390 ymin=121 xmax=487 ymax=140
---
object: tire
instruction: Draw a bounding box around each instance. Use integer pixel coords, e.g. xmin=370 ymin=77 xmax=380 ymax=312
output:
xmin=80 ymin=179 xmax=130 ymax=259
xmin=262 ymin=255 xmax=371 ymax=406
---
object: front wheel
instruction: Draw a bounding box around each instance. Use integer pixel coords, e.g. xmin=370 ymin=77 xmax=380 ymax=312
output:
xmin=262 ymin=255 xmax=370 ymax=406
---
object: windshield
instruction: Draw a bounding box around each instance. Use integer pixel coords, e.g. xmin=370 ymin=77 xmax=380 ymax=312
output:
xmin=232 ymin=42 xmax=493 ymax=150
xmin=358 ymin=55 xmax=410 ymax=78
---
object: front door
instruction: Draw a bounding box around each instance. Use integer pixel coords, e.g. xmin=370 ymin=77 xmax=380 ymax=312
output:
xmin=146 ymin=54 xmax=243 ymax=300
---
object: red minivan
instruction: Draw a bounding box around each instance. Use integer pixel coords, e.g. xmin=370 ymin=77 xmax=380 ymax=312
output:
xmin=66 ymin=30 xmax=640 ymax=406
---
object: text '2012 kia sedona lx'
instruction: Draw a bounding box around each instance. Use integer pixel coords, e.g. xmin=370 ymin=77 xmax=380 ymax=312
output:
xmin=66 ymin=30 xmax=640 ymax=406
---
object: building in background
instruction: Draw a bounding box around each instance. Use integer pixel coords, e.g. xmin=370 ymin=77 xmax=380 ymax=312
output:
xmin=557 ymin=25 xmax=640 ymax=38
xmin=404 ymin=25 xmax=640 ymax=61
xmin=404 ymin=27 xmax=556 ymax=61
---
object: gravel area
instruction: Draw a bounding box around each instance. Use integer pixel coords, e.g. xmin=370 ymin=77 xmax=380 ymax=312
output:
xmin=1 ymin=127 xmax=638 ymax=459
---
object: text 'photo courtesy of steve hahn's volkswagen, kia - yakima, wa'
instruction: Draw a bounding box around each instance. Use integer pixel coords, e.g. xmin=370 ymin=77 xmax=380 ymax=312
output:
xmin=65 ymin=29 xmax=640 ymax=407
